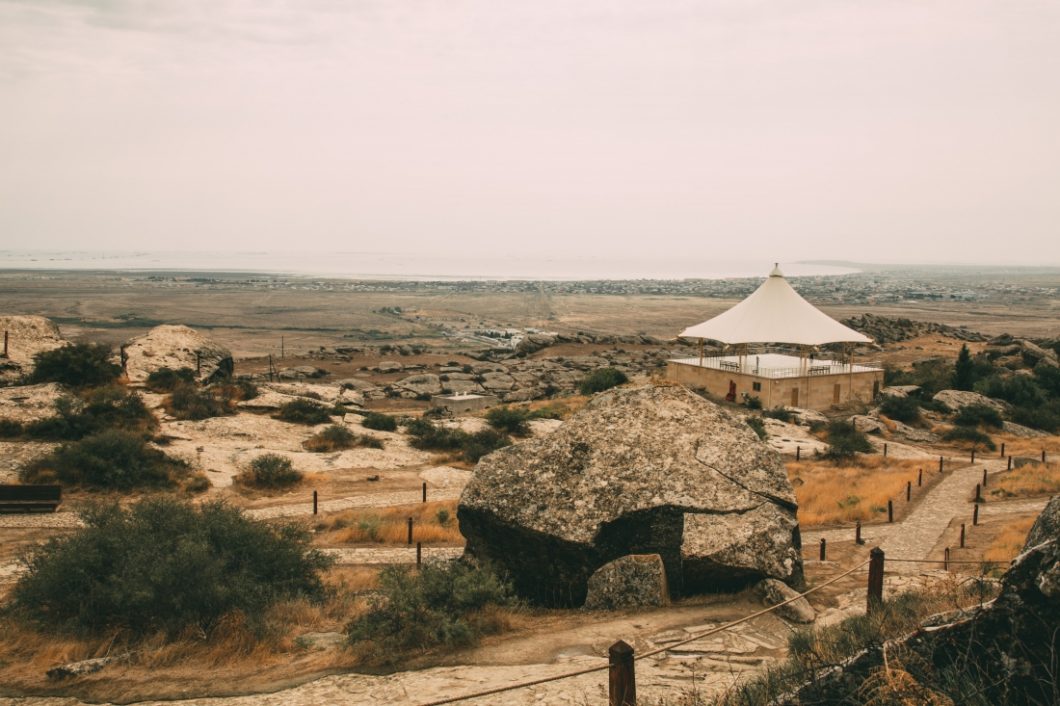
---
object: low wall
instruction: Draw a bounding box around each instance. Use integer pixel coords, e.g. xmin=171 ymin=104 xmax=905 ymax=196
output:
xmin=666 ymin=361 xmax=883 ymax=411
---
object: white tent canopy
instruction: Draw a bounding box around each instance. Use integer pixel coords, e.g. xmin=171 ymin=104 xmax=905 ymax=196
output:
xmin=680 ymin=265 xmax=872 ymax=346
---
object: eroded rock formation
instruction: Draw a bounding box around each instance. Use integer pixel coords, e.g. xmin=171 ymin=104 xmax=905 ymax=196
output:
xmin=458 ymin=384 xmax=802 ymax=606
xmin=122 ymin=325 xmax=233 ymax=384
xmin=0 ymin=315 xmax=67 ymax=384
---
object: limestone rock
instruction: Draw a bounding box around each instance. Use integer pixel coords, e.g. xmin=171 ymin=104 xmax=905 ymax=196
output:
xmin=1002 ymin=421 xmax=1048 ymax=438
xmin=851 ymin=415 xmax=884 ymax=434
xmin=122 ymin=325 xmax=233 ymax=384
xmin=933 ymin=389 xmax=1009 ymax=414
xmin=0 ymin=315 xmax=67 ymax=383
xmin=784 ymin=407 xmax=829 ymax=427
xmin=394 ymin=373 xmax=443 ymax=397
xmin=278 ymin=365 xmax=328 ymax=380
xmin=458 ymin=384 xmax=802 ymax=606
xmin=0 ymin=383 xmax=66 ymax=424
xmin=584 ymin=554 xmax=670 ymax=611
xmin=1019 ymin=340 xmax=1058 ymax=367
xmin=756 ymin=578 xmax=815 ymax=623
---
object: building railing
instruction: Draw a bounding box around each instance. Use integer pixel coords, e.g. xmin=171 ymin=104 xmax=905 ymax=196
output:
xmin=670 ymin=356 xmax=882 ymax=379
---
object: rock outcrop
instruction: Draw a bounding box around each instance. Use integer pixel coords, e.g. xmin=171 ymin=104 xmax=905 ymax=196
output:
xmin=122 ymin=325 xmax=233 ymax=384
xmin=0 ymin=383 xmax=66 ymax=424
xmin=584 ymin=554 xmax=670 ymax=611
xmin=756 ymin=578 xmax=815 ymax=624
xmin=458 ymin=384 xmax=802 ymax=606
xmin=841 ymin=313 xmax=986 ymax=344
xmin=0 ymin=315 xmax=67 ymax=383
xmin=932 ymin=389 xmax=1009 ymax=414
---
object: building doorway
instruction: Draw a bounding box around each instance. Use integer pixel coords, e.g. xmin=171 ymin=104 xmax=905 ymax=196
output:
xmin=791 ymin=387 xmax=799 ymax=406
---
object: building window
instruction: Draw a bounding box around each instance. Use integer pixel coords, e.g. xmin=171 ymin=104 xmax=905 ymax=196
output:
xmin=752 ymin=382 xmax=762 ymax=392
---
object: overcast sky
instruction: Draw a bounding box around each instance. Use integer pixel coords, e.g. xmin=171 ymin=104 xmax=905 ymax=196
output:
xmin=2 ymin=0 xmax=1058 ymax=266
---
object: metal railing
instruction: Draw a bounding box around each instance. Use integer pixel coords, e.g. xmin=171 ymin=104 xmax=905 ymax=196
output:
xmin=670 ymin=356 xmax=882 ymax=379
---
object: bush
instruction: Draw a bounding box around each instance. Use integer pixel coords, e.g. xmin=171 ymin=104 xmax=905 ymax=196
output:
xmin=275 ymin=399 xmax=333 ymax=425
xmin=183 ymin=473 xmax=211 ymax=494
xmin=578 ymin=367 xmax=628 ymax=395
xmin=884 ymin=358 xmax=954 ymax=396
xmin=239 ymin=453 xmax=302 ymax=488
xmin=11 ymin=498 xmax=330 ymax=636
xmin=21 ymin=429 xmax=186 ymax=489
xmin=145 ymin=366 xmax=196 ymax=392
xmin=743 ymin=395 xmax=763 ymax=410
xmin=942 ymin=426 xmax=996 ymax=451
xmin=361 ymin=411 xmax=398 ymax=432
xmin=763 ymin=408 xmax=795 ymax=423
xmin=1009 ymin=404 xmax=1060 ymax=433
xmin=975 ymin=373 xmax=1046 ymax=408
xmin=406 ymin=418 xmax=467 ymax=451
xmin=485 ymin=406 xmax=532 ymax=436
xmin=166 ymin=383 xmax=235 ymax=420
xmin=822 ymin=420 xmax=874 ymax=463
xmin=879 ymin=395 xmax=921 ymax=423
xmin=28 ymin=343 xmax=120 ymax=388
xmin=346 ymin=561 xmax=516 ymax=658
xmin=954 ymin=404 xmax=1004 ymax=430
xmin=303 ymin=424 xmax=383 ymax=451
xmin=0 ymin=419 xmax=23 ymax=438
xmin=462 ymin=428 xmax=512 ymax=463
xmin=746 ymin=416 xmax=767 ymax=440
xmin=25 ymin=386 xmax=155 ymax=441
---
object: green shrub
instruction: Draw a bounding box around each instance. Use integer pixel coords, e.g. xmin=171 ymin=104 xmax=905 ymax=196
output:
xmin=485 ymin=406 xmax=532 ymax=436
xmin=346 ymin=561 xmax=516 ymax=659
xmin=954 ymin=404 xmax=1004 ymax=430
xmin=361 ymin=411 xmax=398 ymax=432
xmin=11 ymin=498 xmax=330 ymax=636
xmin=746 ymin=416 xmax=767 ymax=440
xmin=743 ymin=395 xmax=763 ymax=410
xmin=821 ymin=420 xmax=873 ymax=463
xmin=762 ymin=408 xmax=795 ymax=423
xmin=1009 ymin=404 xmax=1060 ymax=433
xmin=406 ymin=418 xmax=467 ymax=451
xmin=167 ymin=383 xmax=235 ymax=420
xmin=359 ymin=435 xmax=385 ymax=449
xmin=25 ymin=386 xmax=155 ymax=441
xmin=578 ymin=367 xmax=628 ymax=395
xmin=879 ymin=395 xmax=921 ymax=423
xmin=29 ymin=343 xmax=120 ymax=388
xmin=239 ymin=454 xmax=302 ymax=488
xmin=183 ymin=473 xmax=211 ymax=494
xmin=145 ymin=367 xmax=196 ymax=392
xmin=942 ymin=426 xmax=996 ymax=451
xmin=275 ymin=399 xmax=333 ymax=425
xmin=303 ymin=424 xmax=357 ymax=451
xmin=884 ymin=358 xmax=954 ymax=396
xmin=0 ymin=419 xmax=23 ymax=438
xmin=975 ymin=374 xmax=1046 ymax=408
xmin=462 ymin=428 xmax=512 ymax=463
xmin=21 ymin=429 xmax=186 ymax=489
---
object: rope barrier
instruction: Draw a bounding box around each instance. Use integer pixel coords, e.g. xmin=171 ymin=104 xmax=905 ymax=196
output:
xmin=413 ymin=560 xmax=870 ymax=706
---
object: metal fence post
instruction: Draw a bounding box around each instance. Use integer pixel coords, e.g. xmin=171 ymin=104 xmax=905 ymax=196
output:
xmin=608 ymin=640 xmax=636 ymax=706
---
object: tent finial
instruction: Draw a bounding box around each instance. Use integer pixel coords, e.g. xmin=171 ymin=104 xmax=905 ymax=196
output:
xmin=770 ymin=263 xmax=784 ymax=277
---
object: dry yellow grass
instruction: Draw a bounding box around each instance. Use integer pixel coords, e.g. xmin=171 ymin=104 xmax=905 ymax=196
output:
xmin=989 ymin=461 xmax=1060 ymax=500
xmin=788 ymin=457 xmax=931 ymax=527
xmin=982 ymin=516 xmax=1037 ymax=564
xmin=315 ymin=500 xmax=464 ymax=545
xmin=994 ymin=433 xmax=1060 ymax=459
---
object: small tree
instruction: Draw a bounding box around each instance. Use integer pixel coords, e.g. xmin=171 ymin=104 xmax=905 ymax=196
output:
xmin=822 ymin=420 xmax=874 ymax=463
xmin=953 ymin=344 xmax=975 ymax=391
xmin=239 ymin=454 xmax=302 ymax=488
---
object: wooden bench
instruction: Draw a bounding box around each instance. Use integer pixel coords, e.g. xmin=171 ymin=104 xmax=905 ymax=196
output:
xmin=0 ymin=484 xmax=62 ymax=513
xmin=719 ymin=361 xmax=741 ymax=371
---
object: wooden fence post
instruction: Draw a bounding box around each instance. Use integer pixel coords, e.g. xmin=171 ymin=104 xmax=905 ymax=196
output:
xmin=1007 ymin=455 xmax=1013 ymax=471
xmin=944 ymin=547 xmax=950 ymax=571
xmin=918 ymin=468 xmax=923 ymax=487
xmin=312 ymin=490 xmax=318 ymax=515
xmin=416 ymin=542 xmax=422 ymax=568
xmin=974 ymin=483 xmax=983 ymax=503
xmin=796 ymin=446 xmax=800 ymax=461
xmin=883 ymin=443 xmax=888 ymax=458
xmin=422 ymin=481 xmax=427 ymax=503
xmin=407 ymin=517 xmax=413 ymax=545
xmin=973 ymin=504 xmax=979 ymax=526
xmin=609 ymin=640 xmax=636 ymax=706
xmin=867 ymin=547 xmax=885 ymax=614
xmin=982 ymin=468 xmax=988 ymax=487
xmin=887 ymin=499 xmax=893 ymax=523
xmin=960 ymin=523 xmax=966 ymax=548
xmin=971 ymin=448 xmax=976 ymax=463
xmin=939 ymin=456 xmax=944 ymax=473
xmin=819 ymin=538 xmax=826 ymax=561
xmin=1000 ymin=442 xmax=1005 ymax=457
xmin=906 ymin=481 xmax=911 ymax=501
xmin=856 ymin=520 xmax=863 ymax=545
xmin=2 ymin=330 xmax=7 ymax=358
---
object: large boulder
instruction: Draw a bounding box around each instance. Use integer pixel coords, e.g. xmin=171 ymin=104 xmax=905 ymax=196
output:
xmin=0 ymin=315 xmax=68 ymax=383
xmin=932 ymin=389 xmax=1009 ymax=414
xmin=122 ymin=325 xmax=233 ymax=384
xmin=458 ymin=384 xmax=802 ymax=607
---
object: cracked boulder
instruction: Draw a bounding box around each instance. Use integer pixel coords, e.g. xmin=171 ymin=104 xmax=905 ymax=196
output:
xmin=122 ymin=325 xmax=233 ymax=384
xmin=458 ymin=384 xmax=802 ymax=607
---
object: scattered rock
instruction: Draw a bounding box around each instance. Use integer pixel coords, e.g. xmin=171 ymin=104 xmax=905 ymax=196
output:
xmin=932 ymin=389 xmax=1010 ymax=414
xmin=584 ymin=554 xmax=670 ymax=610
xmin=851 ymin=415 xmax=885 ymax=434
xmin=756 ymin=578 xmax=815 ymax=623
xmin=1002 ymin=421 xmax=1048 ymax=438
xmin=278 ymin=365 xmax=328 ymax=380
xmin=295 ymin=631 xmax=345 ymax=651
xmin=122 ymin=325 xmax=233 ymax=384
xmin=459 ymin=384 xmax=802 ymax=607
xmin=393 ymin=373 xmax=443 ymax=398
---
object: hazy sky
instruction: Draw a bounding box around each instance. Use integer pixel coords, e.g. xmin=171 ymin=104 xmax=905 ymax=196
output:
xmin=2 ymin=1 xmax=1059 ymax=265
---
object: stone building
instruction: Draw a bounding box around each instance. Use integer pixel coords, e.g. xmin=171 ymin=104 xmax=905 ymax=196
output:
xmin=667 ymin=265 xmax=883 ymax=410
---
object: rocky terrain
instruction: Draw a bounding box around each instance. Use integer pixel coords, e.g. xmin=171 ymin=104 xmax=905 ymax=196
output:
xmin=0 ymin=315 xmax=67 ymax=384
xmin=458 ymin=384 xmax=802 ymax=606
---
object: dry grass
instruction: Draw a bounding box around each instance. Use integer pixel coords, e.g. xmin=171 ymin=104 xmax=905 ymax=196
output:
xmin=789 ymin=457 xmax=932 ymax=527
xmin=988 ymin=461 xmax=1060 ymax=500
xmin=315 ymin=500 xmax=464 ymax=545
xmin=994 ymin=433 xmax=1060 ymax=459
xmin=0 ymin=564 xmax=367 ymax=700
xmin=982 ymin=516 xmax=1037 ymax=564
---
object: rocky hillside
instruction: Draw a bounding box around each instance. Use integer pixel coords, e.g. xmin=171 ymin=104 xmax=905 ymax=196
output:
xmin=842 ymin=313 xmax=987 ymax=344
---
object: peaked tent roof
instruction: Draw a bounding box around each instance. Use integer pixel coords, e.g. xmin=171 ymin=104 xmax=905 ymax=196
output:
xmin=680 ymin=265 xmax=872 ymax=346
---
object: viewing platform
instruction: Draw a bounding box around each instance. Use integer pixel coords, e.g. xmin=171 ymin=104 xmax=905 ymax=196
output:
xmin=669 ymin=352 xmax=881 ymax=380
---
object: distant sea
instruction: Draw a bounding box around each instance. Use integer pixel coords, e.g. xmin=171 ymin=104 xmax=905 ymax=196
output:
xmin=0 ymin=250 xmax=858 ymax=281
